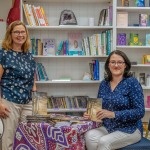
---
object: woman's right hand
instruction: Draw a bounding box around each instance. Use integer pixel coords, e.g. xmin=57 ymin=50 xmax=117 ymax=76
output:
xmin=0 ymin=103 xmax=10 ymax=119
xmin=83 ymin=112 xmax=91 ymax=120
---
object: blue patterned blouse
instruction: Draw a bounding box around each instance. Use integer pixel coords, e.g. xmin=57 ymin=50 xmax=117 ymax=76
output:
xmin=0 ymin=49 xmax=36 ymax=104
xmin=97 ymin=77 xmax=145 ymax=135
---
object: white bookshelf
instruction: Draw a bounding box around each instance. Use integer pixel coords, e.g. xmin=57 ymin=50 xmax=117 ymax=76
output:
xmin=20 ymin=0 xmax=150 ymax=116
xmin=116 ymin=0 xmax=150 ymax=121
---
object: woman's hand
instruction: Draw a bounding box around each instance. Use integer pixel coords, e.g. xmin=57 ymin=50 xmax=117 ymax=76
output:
xmin=96 ymin=109 xmax=115 ymax=120
xmin=0 ymin=103 xmax=10 ymax=119
xmin=83 ymin=112 xmax=91 ymax=120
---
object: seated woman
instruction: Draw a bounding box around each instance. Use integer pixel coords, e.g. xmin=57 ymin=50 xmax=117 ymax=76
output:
xmin=84 ymin=50 xmax=145 ymax=150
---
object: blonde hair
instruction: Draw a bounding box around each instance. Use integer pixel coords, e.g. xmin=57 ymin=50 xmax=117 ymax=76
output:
xmin=2 ymin=20 xmax=31 ymax=53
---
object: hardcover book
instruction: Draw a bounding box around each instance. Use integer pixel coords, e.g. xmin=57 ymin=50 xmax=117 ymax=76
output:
xmin=117 ymin=33 xmax=126 ymax=45
xmin=129 ymin=33 xmax=139 ymax=46
xmin=68 ymin=33 xmax=83 ymax=55
xmin=139 ymin=14 xmax=148 ymax=26
xmin=87 ymin=98 xmax=102 ymax=122
xmin=117 ymin=12 xmax=128 ymax=27
xmin=43 ymin=39 xmax=55 ymax=55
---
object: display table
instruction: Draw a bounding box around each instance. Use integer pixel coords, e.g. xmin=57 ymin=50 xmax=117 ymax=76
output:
xmin=13 ymin=117 xmax=101 ymax=150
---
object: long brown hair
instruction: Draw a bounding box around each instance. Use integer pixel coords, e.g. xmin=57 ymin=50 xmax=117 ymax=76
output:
xmin=2 ymin=20 xmax=31 ymax=53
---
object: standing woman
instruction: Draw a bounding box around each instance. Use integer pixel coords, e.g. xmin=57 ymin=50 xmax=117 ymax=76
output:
xmin=84 ymin=50 xmax=145 ymax=150
xmin=0 ymin=21 xmax=36 ymax=150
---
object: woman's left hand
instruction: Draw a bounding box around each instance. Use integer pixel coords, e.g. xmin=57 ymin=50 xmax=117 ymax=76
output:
xmin=96 ymin=109 xmax=115 ymax=120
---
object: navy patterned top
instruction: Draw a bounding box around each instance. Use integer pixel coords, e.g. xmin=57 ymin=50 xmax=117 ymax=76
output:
xmin=0 ymin=49 xmax=36 ymax=104
xmin=97 ymin=77 xmax=145 ymax=135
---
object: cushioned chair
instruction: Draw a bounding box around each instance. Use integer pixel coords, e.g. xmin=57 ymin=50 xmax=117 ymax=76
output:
xmin=119 ymin=120 xmax=150 ymax=150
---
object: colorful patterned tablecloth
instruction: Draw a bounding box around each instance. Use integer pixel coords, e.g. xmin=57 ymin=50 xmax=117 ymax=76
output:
xmin=13 ymin=120 xmax=101 ymax=150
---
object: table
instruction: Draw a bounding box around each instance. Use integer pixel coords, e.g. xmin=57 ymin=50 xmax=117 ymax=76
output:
xmin=13 ymin=117 xmax=101 ymax=150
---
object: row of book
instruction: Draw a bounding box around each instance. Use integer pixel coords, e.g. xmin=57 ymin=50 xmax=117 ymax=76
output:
xmin=117 ymin=33 xmax=150 ymax=46
xmin=47 ymin=96 xmax=88 ymax=109
xmin=35 ymin=63 xmax=49 ymax=81
xmin=23 ymin=3 xmax=49 ymax=26
xmin=98 ymin=6 xmax=113 ymax=26
xmin=30 ymin=30 xmax=112 ymax=56
xmin=82 ymin=30 xmax=112 ymax=56
xmin=89 ymin=60 xmax=105 ymax=81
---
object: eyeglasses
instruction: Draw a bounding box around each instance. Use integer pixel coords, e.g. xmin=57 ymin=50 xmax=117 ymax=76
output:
xmin=109 ymin=61 xmax=125 ymax=66
xmin=12 ymin=30 xmax=26 ymax=35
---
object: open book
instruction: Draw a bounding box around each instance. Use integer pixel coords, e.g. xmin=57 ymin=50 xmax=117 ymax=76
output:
xmin=87 ymin=98 xmax=102 ymax=122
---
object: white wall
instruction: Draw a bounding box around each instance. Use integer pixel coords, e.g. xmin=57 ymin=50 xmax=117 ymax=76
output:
xmin=0 ymin=0 xmax=12 ymax=21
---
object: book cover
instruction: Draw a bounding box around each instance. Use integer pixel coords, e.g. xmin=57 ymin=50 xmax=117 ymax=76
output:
xmin=135 ymin=0 xmax=145 ymax=7
xmin=129 ymin=33 xmax=139 ymax=46
xmin=139 ymin=14 xmax=148 ymax=26
xmin=87 ymin=98 xmax=102 ymax=122
xmin=68 ymin=33 xmax=83 ymax=55
xmin=117 ymin=33 xmax=126 ymax=45
xmin=146 ymin=34 xmax=150 ymax=46
xmin=117 ymin=12 xmax=128 ymax=27
xmin=43 ymin=39 xmax=55 ymax=55
xmin=98 ymin=9 xmax=106 ymax=26
xmin=121 ymin=0 xmax=129 ymax=7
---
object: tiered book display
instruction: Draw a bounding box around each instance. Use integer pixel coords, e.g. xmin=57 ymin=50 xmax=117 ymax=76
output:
xmin=20 ymin=0 xmax=150 ymax=120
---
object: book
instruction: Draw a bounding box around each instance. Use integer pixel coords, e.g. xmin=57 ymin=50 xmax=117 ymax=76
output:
xmin=146 ymin=96 xmax=150 ymax=108
xmin=117 ymin=12 xmax=128 ymax=27
xmin=121 ymin=0 xmax=129 ymax=7
xmin=99 ymin=62 xmax=105 ymax=81
xmin=98 ymin=9 xmax=107 ymax=26
xmin=146 ymin=34 xmax=150 ymax=46
xmin=139 ymin=14 xmax=148 ymax=27
xmin=135 ymin=0 xmax=145 ymax=7
xmin=68 ymin=33 xmax=83 ymax=55
xmin=23 ymin=3 xmax=32 ymax=26
xmin=129 ymin=33 xmax=139 ymax=46
xmin=86 ymin=98 xmax=102 ymax=122
xmin=117 ymin=33 xmax=126 ymax=45
xmin=43 ymin=39 xmax=55 ymax=55
xmin=142 ymin=55 xmax=150 ymax=64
